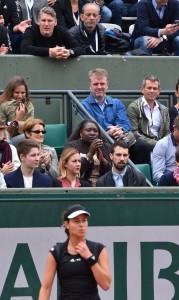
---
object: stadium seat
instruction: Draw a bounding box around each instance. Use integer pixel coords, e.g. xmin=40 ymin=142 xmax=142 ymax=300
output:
xmin=43 ymin=124 xmax=67 ymax=156
xmin=135 ymin=163 xmax=153 ymax=184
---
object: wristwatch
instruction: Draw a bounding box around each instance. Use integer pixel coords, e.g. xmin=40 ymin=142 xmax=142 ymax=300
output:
xmin=162 ymin=35 xmax=168 ymax=41
xmin=69 ymin=49 xmax=74 ymax=56
xmin=7 ymin=120 xmax=19 ymax=128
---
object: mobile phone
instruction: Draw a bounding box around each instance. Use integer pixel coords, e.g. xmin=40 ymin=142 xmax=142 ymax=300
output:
xmin=174 ymin=20 xmax=179 ymax=24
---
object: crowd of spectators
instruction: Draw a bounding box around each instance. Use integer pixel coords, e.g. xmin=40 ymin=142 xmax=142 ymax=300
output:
xmin=0 ymin=0 xmax=179 ymax=56
xmin=0 ymin=68 xmax=179 ymax=188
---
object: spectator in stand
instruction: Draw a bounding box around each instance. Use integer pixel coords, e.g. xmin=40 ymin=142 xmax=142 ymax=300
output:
xmin=158 ymin=148 xmax=179 ymax=186
xmin=132 ymin=0 xmax=179 ymax=56
xmin=152 ymin=115 xmax=179 ymax=183
xmin=57 ymin=0 xmax=111 ymax=29
xmin=65 ymin=120 xmax=111 ymax=186
xmin=0 ymin=76 xmax=34 ymax=146
xmin=0 ymin=120 xmax=20 ymax=175
xmin=0 ymin=0 xmax=31 ymax=53
xmin=127 ymin=75 xmax=170 ymax=164
xmin=21 ymin=6 xmax=85 ymax=58
xmin=23 ymin=118 xmax=59 ymax=178
xmin=96 ymin=140 xmax=148 ymax=187
xmin=81 ymin=68 xmax=154 ymax=164
xmin=16 ymin=0 xmax=61 ymax=25
xmin=54 ymin=147 xmax=91 ymax=187
xmin=4 ymin=139 xmax=52 ymax=188
xmin=105 ymin=0 xmax=138 ymax=27
xmin=69 ymin=2 xmax=107 ymax=55
xmin=0 ymin=25 xmax=10 ymax=54
xmin=169 ymin=79 xmax=179 ymax=131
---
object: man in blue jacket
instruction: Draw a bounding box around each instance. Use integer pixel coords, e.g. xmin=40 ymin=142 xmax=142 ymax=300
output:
xmin=4 ymin=139 xmax=52 ymax=188
xmin=132 ymin=0 xmax=179 ymax=55
xmin=81 ymin=68 xmax=152 ymax=164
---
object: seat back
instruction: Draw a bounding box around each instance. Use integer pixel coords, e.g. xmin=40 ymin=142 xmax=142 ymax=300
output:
xmin=43 ymin=124 xmax=67 ymax=156
xmin=135 ymin=164 xmax=152 ymax=183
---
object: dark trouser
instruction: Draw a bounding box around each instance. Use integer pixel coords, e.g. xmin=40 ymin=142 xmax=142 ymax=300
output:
xmin=129 ymin=139 xmax=153 ymax=164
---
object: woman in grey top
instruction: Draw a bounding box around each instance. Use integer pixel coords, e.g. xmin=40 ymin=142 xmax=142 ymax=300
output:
xmin=23 ymin=117 xmax=59 ymax=178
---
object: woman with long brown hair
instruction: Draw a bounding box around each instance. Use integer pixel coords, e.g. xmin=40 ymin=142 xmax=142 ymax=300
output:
xmin=0 ymin=76 xmax=34 ymax=144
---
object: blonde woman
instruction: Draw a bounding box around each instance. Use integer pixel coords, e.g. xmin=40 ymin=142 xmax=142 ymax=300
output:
xmin=54 ymin=147 xmax=91 ymax=187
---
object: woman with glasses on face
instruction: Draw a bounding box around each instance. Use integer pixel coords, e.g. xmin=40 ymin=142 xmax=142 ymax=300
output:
xmin=54 ymin=147 xmax=91 ymax=187
xmin=0 ymin=76 xmax=34 ymax=146
xmin=23 ymin=117 xmax=59 ymax=178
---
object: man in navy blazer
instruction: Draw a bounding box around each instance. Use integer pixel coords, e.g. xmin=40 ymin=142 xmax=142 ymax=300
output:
xmin=4 ymin=139 xmax=52 ymax=188
xmin=132 ymin=0 xmax=179 ymax=55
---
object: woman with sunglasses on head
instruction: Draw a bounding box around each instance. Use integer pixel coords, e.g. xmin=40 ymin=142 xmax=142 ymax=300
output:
xmin=23 ymin=117 xmax=59 ymax=178
xmin=54 ymin=147 xmax=91 ymax=187
xmin=65 ymin=120 xmax=111 ymax=186
xmin=0 ymin=76 xmax=34 ymax=146
xmin=39 ymin=204 xmax=111 ymax=300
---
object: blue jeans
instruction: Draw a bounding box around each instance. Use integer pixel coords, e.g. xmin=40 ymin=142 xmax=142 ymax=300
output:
xmin=134 ymin=35 xmax=179 ymax=56
xmin=100 ymin=5 xmax=112 ymax=23
xmin=107 ymin=0 xmax=138 ymax=26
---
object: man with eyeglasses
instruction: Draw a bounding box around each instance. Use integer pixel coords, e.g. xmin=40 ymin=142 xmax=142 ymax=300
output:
xmin=4 ymin=139 xmax=53 ymax=188
xmin=69 ymin=2 xmax=107 ymax=55
xmin=127 ymin=75 xmax=170 ymax=164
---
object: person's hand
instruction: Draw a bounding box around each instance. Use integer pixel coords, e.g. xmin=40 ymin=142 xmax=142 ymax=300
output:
xmin=0 ymin=44 xmax=8 ymax=54
xmin=97 ymin=148 xmax=108 ymax=166
xmin=14 ymin=20 xmax=31 ymax=33
xmin=86 ymin=138 xmax=103 ymax=161
xmin=47 ymin=0 xmax=56 ymax=6
xmin=15 ymin=102 xmax=25 ymax=120
xmin=107 ymin=125 xmax=124 ymax=139
xmin=39 ymin=151 xmax=51 ymax=168
xmin=160 ymin=24 xmax=179 ymax=36
xmin=0 ymin=15 xmax=4 ymax=25
xmin=49 ymin=46 xmax=71 ymax=59
xmin=146 ymin=36 xmax=162 ymax=49
xmin=1 ymin=161 xmax=14 ymax=174
xmin=75 ymin=242 xmax=92 ymax=259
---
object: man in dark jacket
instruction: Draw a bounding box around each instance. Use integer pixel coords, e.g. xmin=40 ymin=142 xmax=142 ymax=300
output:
xmin=0 ymin=0 xmax=31 ymax=53
xmin=21 ymin=6 xmax=85 ymax=58
xmin=96 ymin=140 xmax=148 ymax=187
xmin=69 ymin=2 xmax=106 ymax=55
xmin=0 ymin=25 xmax=9 ymax=54
xmin=132 ymin=0 xmax=179 ymax=55
xmin=4 ymin=139 xmax=52 ymax=188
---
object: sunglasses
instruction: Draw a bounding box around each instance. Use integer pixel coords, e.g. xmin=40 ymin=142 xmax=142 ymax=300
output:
xmin=30 ymin=130 xmax=46 ymax=134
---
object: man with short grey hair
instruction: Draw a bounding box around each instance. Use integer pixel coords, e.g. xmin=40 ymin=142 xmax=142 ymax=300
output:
xmin=69 ymin=3 xmax=106 ymax=55
xmin=127 ymin=75 xmax=170 ymax=163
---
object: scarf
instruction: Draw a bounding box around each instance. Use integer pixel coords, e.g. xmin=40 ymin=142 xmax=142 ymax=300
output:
xmin=173 ymin=166 xmax=179 ymax=185
xmin=0 ymin=140 xmax=12 ymax=168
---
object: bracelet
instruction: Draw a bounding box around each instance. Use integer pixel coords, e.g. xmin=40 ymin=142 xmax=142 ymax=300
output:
xmin=86 ymin=156 xmax=93 ymax=163
xmin=86 ymin=254 xmax=97 ymax=267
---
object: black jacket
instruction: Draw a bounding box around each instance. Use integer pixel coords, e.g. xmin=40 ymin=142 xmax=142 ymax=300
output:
xmin=0 ymin=24 xmax=10 ymax=48
xmin=69 ymin=21 xmax=107 ymax=55
xmin=0 ymin=0 xmax=20 ymax=31
xmin=58 ymin=0 xmax=91 ymax=29
xmin=21 ymin=24 xmax=85 ymax=56
xmin=96 ymin=166 xmax=148 ymax=187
